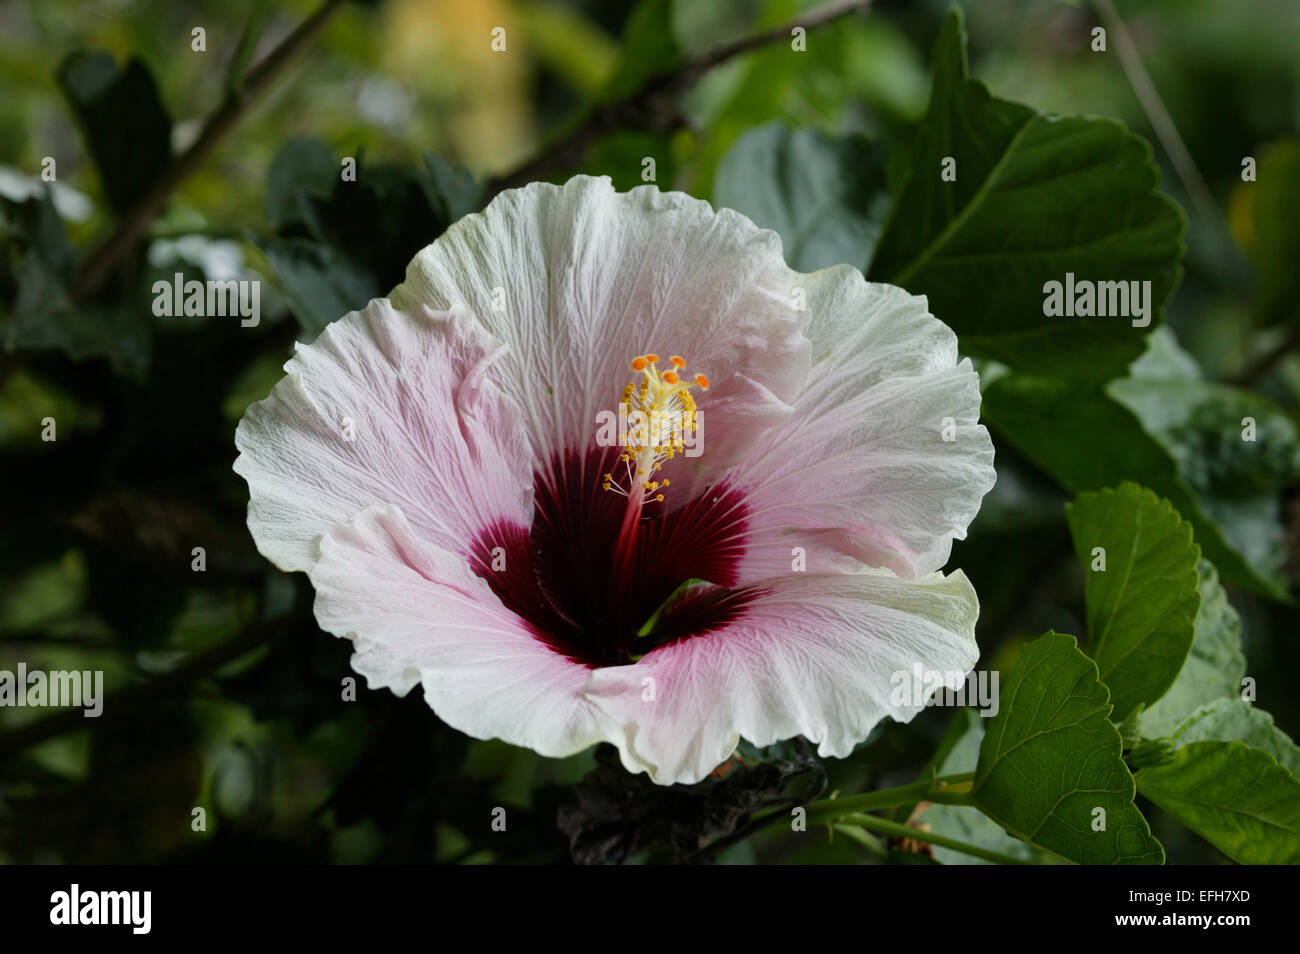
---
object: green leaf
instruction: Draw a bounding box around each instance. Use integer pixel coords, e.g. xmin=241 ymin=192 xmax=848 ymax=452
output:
xmin=57 ymin=51 xmax=172 ymax=214
xmin=681 ymin=16 xmax=918 ymax=197
xmin=2 ymin=193 xmax=150 ymax=376
xmin=7 ymin=265 xmax=151 ymax=378
xmin=918 ymin=709 xmax=1043 ymax=865
xmin=1065 ymin=483 xmax=1200 ymax=722
xmin=972 ymin=631 xmax=1164 ymax=864
xmin=713 ymin=123 xmax=890 ymax=272
xmin=604 ymin=0 xmax=681 ymax=101
xmin=265 ymin=136 xmax=338 ymax=232
xmin=1107 ymin=331 xmax=1300 ymax=594
xmin=583 ymin=130 xmax=677 ymax=193
xmin=421 ymin=152 xmax=485 ymax=225
xmin=867 ymin=7 xmax=1184 ymax=380
xmin=311 ymin=164 xmax=449 ymax=290
xmin=1141 ymin=559 xmax=1246 ymax=737
xmin=258 ymin=146 xmax=482 ymax=337
xmin=331 ymin=161 xmax=479 ymax=288
xmin=1136 ymin=741 xmax=1300 ymax=864
xmin=982 ymin=335 xmax=1295 ymax=598
xmin=255 ymin=237 xmax=379 ymax=340
xmin=982 ymin=373 xmax=1186 ymax=509
xmin=1167 ymin=698 xmax=1300 ymax=777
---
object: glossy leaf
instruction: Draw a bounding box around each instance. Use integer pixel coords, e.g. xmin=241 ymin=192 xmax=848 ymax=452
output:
xmin=972 ymin=631 xmax=1164 ymax=864
xmin=868 ymin=8 xmax=1184 ymax=379
xmin=1066 ymin=483 xmax=1200 ymax=722
xmin=714 ymin=123 xmax=889 ymax=272
xmin=1141 ymin=560 xmax=1247 ymax=737
xmin=1136 ymin=740 xmax=1300 ymax=865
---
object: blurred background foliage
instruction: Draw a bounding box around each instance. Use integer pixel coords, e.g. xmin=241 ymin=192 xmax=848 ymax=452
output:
xmin=0 ymin=0 xmax=1298 ymax=864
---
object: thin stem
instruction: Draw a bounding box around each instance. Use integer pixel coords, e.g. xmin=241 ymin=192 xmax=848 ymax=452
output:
xmin=838 ymin=812 xmax=1034 ymax=865
xmin=831 ymin=823 xmax=887 ymax=858
xmin=1088 ymin=0 xmax=1220 ymax=233
xmin=668 ymin=0 xmax=869 ymax=81
xmin=226 ymin=0 xmax=269 ymax=97
xmin=1231 ymin=316 xmax=1300 ymax=385
xmin=72 ymin=0 xmax=348 ymax=302
xmin=488 ymin=0 xmax=871 ymax=195
xmin=800 ymin=772 xmax=975 ymax=824
xmin=750 ymin=771 xmax=974 ymax=832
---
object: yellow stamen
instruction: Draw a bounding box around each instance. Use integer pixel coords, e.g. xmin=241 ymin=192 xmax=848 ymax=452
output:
xmin=601 ymin=350 xmax=707 ymax=505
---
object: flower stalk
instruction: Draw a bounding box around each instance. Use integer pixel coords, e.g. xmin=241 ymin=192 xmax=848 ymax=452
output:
xmin=835 ymin=813 xmax=1033 ymax=866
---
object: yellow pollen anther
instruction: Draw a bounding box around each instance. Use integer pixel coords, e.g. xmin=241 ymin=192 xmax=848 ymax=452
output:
xmin=602 ymin=350 xmax=708 ymax=505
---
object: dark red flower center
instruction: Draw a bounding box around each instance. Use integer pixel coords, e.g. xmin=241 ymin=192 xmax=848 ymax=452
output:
xmin=469 ymin=447 xmax=758 ymax=668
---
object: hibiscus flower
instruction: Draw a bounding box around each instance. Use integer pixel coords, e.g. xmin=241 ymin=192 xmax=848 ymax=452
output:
xmin=234 ymin=175 xmax=995 ymax=785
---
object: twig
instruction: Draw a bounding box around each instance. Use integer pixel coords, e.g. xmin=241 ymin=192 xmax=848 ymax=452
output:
xmin=1231 ymin=318 xmax=1300 ymax=386
xmin=488 ymin=0 xmax=871 ymax=195
xmin=1088 ymin=0 xmax=1222 ymax=236
xmin=831 ymin=822 xmax=887 ymax=857
xmin=837 ymin=812 xmax=1035 ymax=865
xmin=71 ymin=0 xmax=348 ymax=302
xmin=668 ymin=0 xmax=869 ymax=81
xmin=226 ymin=0 xmax=270 ymax=98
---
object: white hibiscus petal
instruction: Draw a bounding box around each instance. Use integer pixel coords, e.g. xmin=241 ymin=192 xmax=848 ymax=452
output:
xmin=730 ymin=269 xmax=996 ymax=579
xmin=392 ymin=175 xmax=811 ymax=470
xmin=234 ymin=298 xmax=532 ymax=572
xmin=583 ymin=568 xmax=981 ymax=785
xmin=311 ymin=504 xmax=617 ymax=759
